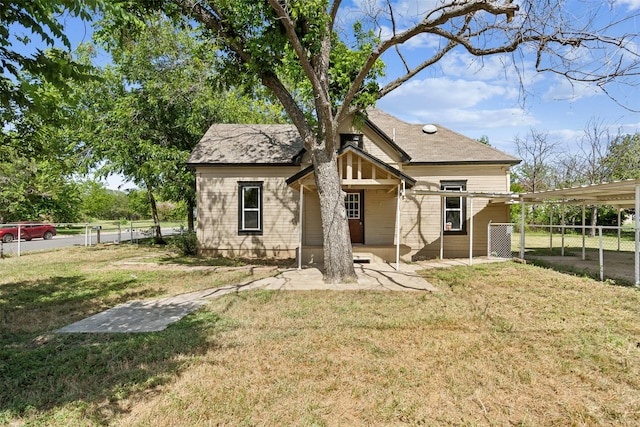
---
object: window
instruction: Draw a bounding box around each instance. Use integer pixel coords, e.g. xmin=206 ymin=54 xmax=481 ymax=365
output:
xmin=238 ymin=182 xmax=263 ymax=234
xmin=344 ymin=193 xmax=360 ymax=219
xmin=441 ymin=181 xmax=466 ymax=233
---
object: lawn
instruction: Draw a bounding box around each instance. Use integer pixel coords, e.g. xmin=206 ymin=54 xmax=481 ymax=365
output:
xmin=2 ymin=245 xmax=640 ymax=425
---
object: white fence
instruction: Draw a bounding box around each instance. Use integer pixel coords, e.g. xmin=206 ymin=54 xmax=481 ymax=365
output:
xmin=489 ymin=222 xmax=640 ymax=285
xmin=0 ymin=221 xmax=186 ymax=258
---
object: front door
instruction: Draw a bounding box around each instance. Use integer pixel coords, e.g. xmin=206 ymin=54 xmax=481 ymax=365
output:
xmin=345 ymin=190 xmax=364 ymax=244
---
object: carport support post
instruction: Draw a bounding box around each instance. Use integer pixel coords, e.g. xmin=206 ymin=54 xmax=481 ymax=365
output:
xmin=561 ymin=204 xmax=566 ymax=257
xmin=598 ymin=226 xmax=604 ymax=281
xmin=582 ymin=203 xmax=586 ymax=261
xmin=617 ymin=208 xmax=622 ymax=252
xmin=549 ymin=204 xmax=553 ymax=253
xmin=519 ymin=197 xmax=525 ymax=259
xmin=635 ymin=185 xmax=639 ymax=286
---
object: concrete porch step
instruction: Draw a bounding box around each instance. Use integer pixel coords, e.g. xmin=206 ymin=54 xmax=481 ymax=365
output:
xmin=353 ymin=253 xmax=372 ymax=263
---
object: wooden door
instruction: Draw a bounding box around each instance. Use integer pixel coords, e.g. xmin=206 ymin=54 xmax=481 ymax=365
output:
xmin=345 ymin=190 xmax=364 ymax=244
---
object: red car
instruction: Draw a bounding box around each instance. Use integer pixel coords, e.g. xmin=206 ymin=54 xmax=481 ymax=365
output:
xmin=0 ymin=222 xmax=57 ymax=243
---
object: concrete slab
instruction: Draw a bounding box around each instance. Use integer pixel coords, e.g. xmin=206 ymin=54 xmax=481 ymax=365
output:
xmin=264 ymin=263 xmax=438 ymax=291
xmin=57 ymin=262 xmax=437 ymax=334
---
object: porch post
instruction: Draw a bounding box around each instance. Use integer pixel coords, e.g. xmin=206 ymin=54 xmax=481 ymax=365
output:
xmin=395 ymin=183 xmax=401 ymax=271
xmin=440 ymin=195 xmax=444 ymax=259
xmin=519 ymin=197 xmax=525 ymax=259
xmin=468 ymin=196 xmax=474 ymax=266
xmin=298 ymin=184 xmax=304 ymax=270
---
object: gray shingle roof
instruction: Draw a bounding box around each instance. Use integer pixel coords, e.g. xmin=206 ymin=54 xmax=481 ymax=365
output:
xmin=365 ymin=109 xmax=520 ymax=164
xmin=188 ymin=110 xmax=520 ymax=166
xmin=187 ymin=124 xmax=304 ymax=165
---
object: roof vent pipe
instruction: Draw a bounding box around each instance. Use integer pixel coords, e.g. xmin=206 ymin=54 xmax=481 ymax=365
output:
xmin=392 ymin=128 xmax=396 ymax=142
xmin=422 ymin=124 xmax=437 ymax=134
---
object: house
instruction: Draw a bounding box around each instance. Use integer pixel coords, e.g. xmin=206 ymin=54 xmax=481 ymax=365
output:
xmin=187 ymin=109 xmax=520 ymax=264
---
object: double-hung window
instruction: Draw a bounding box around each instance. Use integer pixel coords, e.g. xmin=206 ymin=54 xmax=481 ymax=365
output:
xmin=238 ymin=182 xmax=263 ymax=235
xmin=441 ymin=180 xmax=466 ymax=233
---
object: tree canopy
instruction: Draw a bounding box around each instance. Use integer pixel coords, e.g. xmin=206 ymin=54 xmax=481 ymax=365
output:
xmin=119 ymin=0 xmax=640 ymax=282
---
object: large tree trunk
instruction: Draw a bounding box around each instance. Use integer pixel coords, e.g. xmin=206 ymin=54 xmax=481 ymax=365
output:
xmin=312 ymin=147 xmax=357 ymax=284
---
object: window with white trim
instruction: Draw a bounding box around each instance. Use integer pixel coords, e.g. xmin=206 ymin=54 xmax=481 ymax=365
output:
xmin=238 ymin=182 xmax=263 ymax=234
xmin=344 ymin=193 xmax=360 ymax=219
xmin=441 ymin=181 xmax=466 ymax=233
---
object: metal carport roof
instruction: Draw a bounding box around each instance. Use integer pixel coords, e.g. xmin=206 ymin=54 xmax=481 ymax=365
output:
xmin=521 ymin=179 xmax=640 ymax=208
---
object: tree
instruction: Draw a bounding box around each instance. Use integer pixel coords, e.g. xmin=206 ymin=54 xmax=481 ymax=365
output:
xmin=80 ymin=14 xmax=284 ymax=241
xmin=133 ymin=0 xmax=640 ymax=283
xmin=514 ymin=128 xmax=559 ymax=194
xmin=570 ymin=118 xmax=618 ymax=235
xmin=0 ymin=0 xmax=112 ymax=109
xmin=0 ymin=72 xmax=86 ymax=223
xmin=605 ymin=132 xmax=640 ymax=181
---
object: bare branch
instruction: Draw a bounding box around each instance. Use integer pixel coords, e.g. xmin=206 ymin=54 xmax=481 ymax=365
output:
xmin=338 ymin=0 xmax=519 ymax=122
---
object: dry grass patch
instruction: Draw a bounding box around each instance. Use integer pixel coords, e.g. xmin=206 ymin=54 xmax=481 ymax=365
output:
xmin=116 ymin=263 xmax=640 ymax=426
xmin=3 ymin=250 xmax=640 ymax=426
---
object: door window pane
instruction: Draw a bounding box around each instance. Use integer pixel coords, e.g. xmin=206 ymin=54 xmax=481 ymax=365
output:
xmin=344 ymin=193 xmax=360 ymax=219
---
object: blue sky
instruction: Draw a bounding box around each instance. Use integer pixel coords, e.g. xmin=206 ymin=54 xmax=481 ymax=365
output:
xmin=7 ymin=1 xmax=640 ymax=186
xmin=369 ymin=0 xmax=640 ymax=155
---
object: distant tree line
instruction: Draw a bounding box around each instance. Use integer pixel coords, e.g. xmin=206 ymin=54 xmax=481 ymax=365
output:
xmin=511 ymin=121 xmax=640 ymax=230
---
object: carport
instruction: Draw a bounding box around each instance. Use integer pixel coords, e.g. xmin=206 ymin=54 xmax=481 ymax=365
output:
xmin=520 ymin=179 xmax=640 ymax=286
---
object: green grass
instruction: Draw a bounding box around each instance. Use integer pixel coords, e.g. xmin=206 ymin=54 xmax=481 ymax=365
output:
xmin=2 ymin=247 xmax=640 ymax=425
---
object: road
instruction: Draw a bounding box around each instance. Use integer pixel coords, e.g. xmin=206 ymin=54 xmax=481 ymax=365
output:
xmin=0 ymin=228 xmax=180 ymax=256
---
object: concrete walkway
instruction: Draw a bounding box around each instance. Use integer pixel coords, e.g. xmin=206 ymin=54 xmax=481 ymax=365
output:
xmin=58 ymin=259 xmax=503 ymax=334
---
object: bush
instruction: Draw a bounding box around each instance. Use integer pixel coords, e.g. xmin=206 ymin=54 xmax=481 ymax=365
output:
xmin=172 ymin=229 xmax=199 ymax=256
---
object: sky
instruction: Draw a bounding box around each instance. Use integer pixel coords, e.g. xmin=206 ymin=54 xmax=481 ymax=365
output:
xmin=368 ymin=0 xmax=640 ymax=156
xmin=7 ymin=1 xmax=640 ymax=188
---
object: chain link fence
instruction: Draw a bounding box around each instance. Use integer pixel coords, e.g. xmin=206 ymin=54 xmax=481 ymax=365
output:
xmin=0 ymin=221 xmax=187 ymax=258
xmin=489 ymin=222 xmax=640 ymax=285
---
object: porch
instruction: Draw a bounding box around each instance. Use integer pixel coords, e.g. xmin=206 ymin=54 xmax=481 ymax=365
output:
xmin=299 ymin=244 xmax=413 ymax=265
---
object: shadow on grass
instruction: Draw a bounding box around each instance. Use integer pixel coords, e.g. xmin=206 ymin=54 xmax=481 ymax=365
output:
xmin=0 ymin=275 xmax=165 ymax=334
xmin=0 ymin=309 xmax=222 ymax=424
xmin=158 ymin=254 xmax=296 ymax=269
xmin=524 ymin=252 xmax=635 ymax=288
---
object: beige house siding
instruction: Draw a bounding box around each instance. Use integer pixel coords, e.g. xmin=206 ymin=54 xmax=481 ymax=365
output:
xmin=337 ymin=120 xmax=400 ymax=166
xmin=195 ymin=163 xmax=512 ymax=261
xmin=196 ymin=166 xmax=300 ymax=258
xmin=400 ymin=164 xmax=511 ymax=260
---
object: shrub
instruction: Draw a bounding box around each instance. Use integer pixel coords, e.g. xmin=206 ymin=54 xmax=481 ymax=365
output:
xmin=172 ymin=229 xmax=199 ymax=256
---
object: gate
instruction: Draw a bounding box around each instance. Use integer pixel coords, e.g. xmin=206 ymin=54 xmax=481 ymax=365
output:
xmin=488 ymin=222 xmax=515 ymax=259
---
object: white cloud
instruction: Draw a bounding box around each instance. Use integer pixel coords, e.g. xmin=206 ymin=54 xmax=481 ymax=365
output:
xmin=381 ymin=77 xmax=518 ymax=110
xmin=617 ymin=0 xmax=640 ymax=10
xmin=541 ymin=76 xmax=601 ymax=102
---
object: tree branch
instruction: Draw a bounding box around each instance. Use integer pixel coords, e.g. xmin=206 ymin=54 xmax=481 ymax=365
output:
xmin=338 ymin=0 xmax=519 ymax=122
xmin=173 ymin=0 xmax=315 ymax=146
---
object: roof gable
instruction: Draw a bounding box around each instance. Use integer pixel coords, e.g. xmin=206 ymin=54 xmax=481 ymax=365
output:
xmin=286 ymin=144 xmax=416 ymax=188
